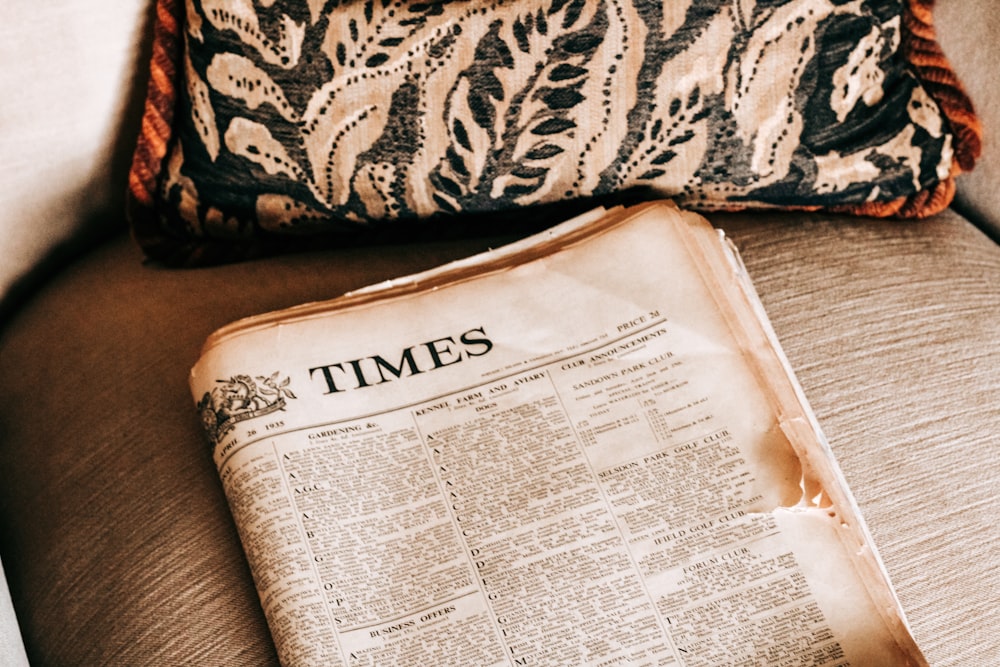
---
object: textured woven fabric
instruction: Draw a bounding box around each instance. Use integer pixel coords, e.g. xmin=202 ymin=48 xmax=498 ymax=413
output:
xmin=0 ymin=207 xmax=997 ymax=664
xmin=0 ymin=231 xmax=509 ymax=665
xmin=127 ymin=0 xmax=980 ymax=266
xmin=935 ymin=0 xmax=1000 ymax=238
xmin=0 ymin=0 xmax=151 ymax=313
xmin=723 ymin=208 xmax=1000 ymax=667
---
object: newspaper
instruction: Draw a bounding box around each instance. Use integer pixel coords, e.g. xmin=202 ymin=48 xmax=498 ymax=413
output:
xmin=190 ymin=201 xmax=926 ymax=666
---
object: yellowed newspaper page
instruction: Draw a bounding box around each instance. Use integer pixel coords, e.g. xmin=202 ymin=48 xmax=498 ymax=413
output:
xmin=190 ymin=202 xmax=925 ymax=666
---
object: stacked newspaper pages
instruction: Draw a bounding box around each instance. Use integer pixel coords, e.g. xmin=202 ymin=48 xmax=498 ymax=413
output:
xmin=191 ymin=201 xmax=926 ymax=666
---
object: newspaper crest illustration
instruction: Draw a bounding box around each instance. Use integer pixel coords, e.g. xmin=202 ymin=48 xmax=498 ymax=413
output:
xmin=198 ymin=372 xmax=296 ymax=445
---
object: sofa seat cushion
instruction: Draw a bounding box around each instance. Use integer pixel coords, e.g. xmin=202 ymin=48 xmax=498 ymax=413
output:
xmin=1 ymin=207 xmax=998 ymax=665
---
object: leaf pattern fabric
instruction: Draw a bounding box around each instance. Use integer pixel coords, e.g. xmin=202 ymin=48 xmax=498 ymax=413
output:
xmin=141 ymin=0 xmax=974 ymax=259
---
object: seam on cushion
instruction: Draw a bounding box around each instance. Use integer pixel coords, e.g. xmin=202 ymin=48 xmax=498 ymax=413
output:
xmin=834 ymin=176 xmax=955 ymax=220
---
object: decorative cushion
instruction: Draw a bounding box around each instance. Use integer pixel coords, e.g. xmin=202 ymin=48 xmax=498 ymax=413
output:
xmin=128 ymin=0 xmax=981 ymax=265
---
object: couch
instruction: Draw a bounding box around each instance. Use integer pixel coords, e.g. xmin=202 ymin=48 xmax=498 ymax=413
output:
xmin=1 ymin=1 xmax=997 ymax=665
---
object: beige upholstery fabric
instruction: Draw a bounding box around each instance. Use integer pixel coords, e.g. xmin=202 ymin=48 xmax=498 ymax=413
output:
xmin=0 ymin=207 xmax=997 ymax=665
xmin=935 ymin=0 xmax=1000 ymax=238
xmin=0 ymin=231 xmax=514 ymax=665
xmin=723 ymin=209 xmax=1000 ymax=666
xmin=0 ymin=0 xmax=151 ymax=308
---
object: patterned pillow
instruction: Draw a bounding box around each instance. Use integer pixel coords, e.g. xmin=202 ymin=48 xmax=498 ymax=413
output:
xmin=128 ymin=0 xmax=980 ymax=265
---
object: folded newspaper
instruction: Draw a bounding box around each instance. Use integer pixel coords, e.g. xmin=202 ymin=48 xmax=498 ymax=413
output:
xmin=190 ymin=201 xmax=926 ymax=666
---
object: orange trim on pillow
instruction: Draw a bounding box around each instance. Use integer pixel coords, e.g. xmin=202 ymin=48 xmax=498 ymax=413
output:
xmin=127 ymin=0 xmax=285 ymax=266
xmin=127 ymin=0 xmax=183 ymax=247
xmin=905 ymin=0 xmax=981 ymax=173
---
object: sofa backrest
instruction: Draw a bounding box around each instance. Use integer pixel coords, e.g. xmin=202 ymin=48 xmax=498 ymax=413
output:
xmin=0 ymin=0 xmax=153 ymax=316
